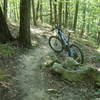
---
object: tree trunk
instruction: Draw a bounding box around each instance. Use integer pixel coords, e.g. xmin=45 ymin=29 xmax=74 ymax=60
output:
xmin=36 ymin=0 xmax=40 ymax=21
xmin=68 ymin=0 xmax=73 ymax=29
xmin=80 ymin=2 xmax=86 ymax=38
xmin=64 ymin=0 xmax=68 ymax=27
xmin=54 ymin=0 xmax=57 ymax=24
xmin=58 ymin=0 xmax=63 ymax=24
xmin=18 ymin=0 xmax=32 ymax=48
xmin=97 ymin=31 xmax=100 ymax=46
xmin=50 ymin=0 xmax=53 ymax=25
xmin=0 ymin=6 xmax=13 ymax=43
xmin=97 ymin=20 xmax=100 ymax=46
xmin=87 ymin=20 xmax=90 ymax=33
xmin=62 ymin=10 xmax=64 ymax=26
xmin=40 ymin=0 xmax=43 ymax=22
xmin=32 ymin=0 xmax=37 ymax=26
xmin=3 ymin=0 xmax=8 ymax=20
xmin=73 ymin=0 xmax=79 ymax=31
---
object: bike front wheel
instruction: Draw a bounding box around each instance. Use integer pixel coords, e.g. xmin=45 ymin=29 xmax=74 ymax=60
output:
xmin=68 ymin=44 xmax=84 ymax=64
xmin=49 ymin=36 xmax=64 ymax=53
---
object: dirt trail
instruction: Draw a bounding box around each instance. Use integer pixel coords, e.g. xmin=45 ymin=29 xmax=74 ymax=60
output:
xmin=14 ymin=28 xmax=96 ymax=100
xmin=14 ymin=28 xmax=52 ymax=100
xmin=16 ymin=49 xmax=50 ymax=100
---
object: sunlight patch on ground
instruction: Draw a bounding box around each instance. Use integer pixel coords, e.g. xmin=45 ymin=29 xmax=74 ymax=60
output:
xmin=96 ymin=47 xmax=100 ymax=53
xmin=32 ymin=40 xmax=39 ymax=47
xmin=31 ymin=28 xmax=45 ymax=34
xmin=8 ymin=21 xmax=19 ymax=27
xmin=98 ymin=68 xmax=100 ymax=71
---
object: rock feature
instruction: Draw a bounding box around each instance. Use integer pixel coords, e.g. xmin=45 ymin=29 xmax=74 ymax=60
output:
xmin=52 ymin=62 xmax=100 ymax=83
xmin=40 ymin=54 xmax=100 ymax=84
xmin=40 ymin=53 xmax=58 ymax=68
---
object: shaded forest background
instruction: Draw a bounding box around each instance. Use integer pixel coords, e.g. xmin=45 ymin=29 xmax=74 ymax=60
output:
xmin=0 ymin=0 xmax=100 ymax=46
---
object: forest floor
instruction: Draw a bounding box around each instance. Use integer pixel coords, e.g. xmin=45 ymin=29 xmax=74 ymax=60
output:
xmin=0 ymin=23 xmax=100 ymax=100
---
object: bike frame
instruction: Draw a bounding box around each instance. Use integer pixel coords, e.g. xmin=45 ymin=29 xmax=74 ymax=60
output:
xmin=57 ymin=29 xmax=70 ymax=46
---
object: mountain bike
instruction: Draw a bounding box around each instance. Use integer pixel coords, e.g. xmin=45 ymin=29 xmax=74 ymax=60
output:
xmin=49 ymin=24 xmax=84 ymax=64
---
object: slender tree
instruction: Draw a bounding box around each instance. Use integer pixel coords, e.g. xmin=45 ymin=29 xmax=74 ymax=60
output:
xmin=97 ymin=20 xmax=100 ymax=45
xmin=54 ymin=0 xmax=57 ymax=24
xmin=36 ymin=0 xmax=40 ymax=21
xmin=80 ymin=1 xmax=86 ymax=37
xmin=58 ymin=0 xmax=63 ymax=24
xmin=62 ymin=9 xmax=64 ymax=26
xmin=40 ymin=0 xmax=43 ymax=23
xmin=18 ymin=0 xmax=31 ymax=48
xmin=64 ymin=0 xmax=68 ymax=27
xmin=50 ymin=0 xmax=53 ymax=25
xmin=32 ymin=0 xmax=37 ymax=25
xmin=97 ymin=31 xmax=100 ymax=45
xmin=73 ymin=0 xmax=79 ymax=31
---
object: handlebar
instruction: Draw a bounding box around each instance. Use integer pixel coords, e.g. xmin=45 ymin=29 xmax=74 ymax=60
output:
xmin=50 ymin=24 xmax=75 ymax=35
xmin=51 ymin=24 xmax=61 ymax=31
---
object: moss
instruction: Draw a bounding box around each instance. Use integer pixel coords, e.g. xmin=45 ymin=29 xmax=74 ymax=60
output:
xmin=95 ymin=56 xmax=100 ymax=62
xmin=0 ymin=70 xmax=8 ymax=81
xmin=0 ymin=44 xmax=15 ymax=56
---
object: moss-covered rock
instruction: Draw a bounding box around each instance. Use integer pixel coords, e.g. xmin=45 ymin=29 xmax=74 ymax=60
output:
xmin=52 ymin=62 xmax=100 ymax=82
xmin=52 ymin=62 xmax=84 ymax=81
xmin=40 ymin=53 xmax=100 ymax=84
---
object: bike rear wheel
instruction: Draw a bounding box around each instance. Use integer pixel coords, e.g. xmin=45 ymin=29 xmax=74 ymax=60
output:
xmin=68 ymin=44 xmax=84 ymax=64
xmin=49 ymin=36 xmax=64 ymax=53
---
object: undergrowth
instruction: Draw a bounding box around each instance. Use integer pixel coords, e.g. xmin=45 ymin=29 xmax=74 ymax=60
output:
xmin=0 ymin=70 xmax=8 ymax=81
xmin=0 ymin=43 xmax=15 ymax=56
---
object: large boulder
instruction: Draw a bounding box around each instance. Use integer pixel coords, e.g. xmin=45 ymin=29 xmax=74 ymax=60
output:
xmin=52 ymin=62 xmax=100 ymax=83
xmin=40 ymin=53 xmax=100 ymax=84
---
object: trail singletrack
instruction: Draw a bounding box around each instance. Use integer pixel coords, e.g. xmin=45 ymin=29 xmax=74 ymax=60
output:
xmin=14 ymin=27 xmax=97 ymax=100
xmin=15 ymin=28 xmax=52 ymax=100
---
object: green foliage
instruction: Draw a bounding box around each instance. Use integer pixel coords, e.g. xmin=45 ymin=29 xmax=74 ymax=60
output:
xmin=78 ymin=38 xmax=98 ymax=48
xmin=0 ymin=0 xmax=100 ymax=45
xmin=95 ymin=55 xmax=100 ymax=62
xmin=0 ymin=44 xmax=15 ymax=56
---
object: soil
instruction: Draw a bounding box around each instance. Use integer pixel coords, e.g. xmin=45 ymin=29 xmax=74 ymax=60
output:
xmin=0 ymin=26 xmax=100 ymax=100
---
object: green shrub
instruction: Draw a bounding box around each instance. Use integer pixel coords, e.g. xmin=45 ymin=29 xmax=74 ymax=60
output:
xmin=0 ymin=44 xmax=15 ymax=56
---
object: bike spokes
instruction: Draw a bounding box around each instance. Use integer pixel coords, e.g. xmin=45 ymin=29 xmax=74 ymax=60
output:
xmin=69 ymin=45 xmax=84 ymax=64
xmin=49 ymin=36 xmax=63 ymax=52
